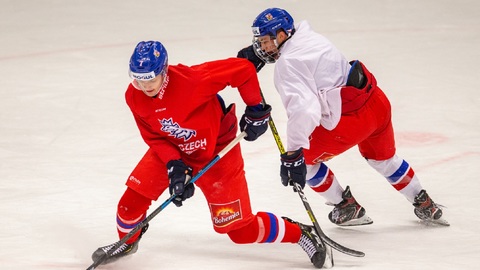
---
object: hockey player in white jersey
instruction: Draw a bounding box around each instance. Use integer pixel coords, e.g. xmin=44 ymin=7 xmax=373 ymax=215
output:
xmin=237 ymin=7 xmax=448 ymax=226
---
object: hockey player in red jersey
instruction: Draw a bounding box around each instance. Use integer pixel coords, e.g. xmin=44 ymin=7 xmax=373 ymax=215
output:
xmin=237 ymin=8 xmax=447 ymax=226
xmin=90 ymin=40 xmax=331 ymax=268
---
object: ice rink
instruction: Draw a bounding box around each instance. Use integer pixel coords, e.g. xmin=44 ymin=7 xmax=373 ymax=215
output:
xmin=1 ymin=0 xmax=479 ymax=269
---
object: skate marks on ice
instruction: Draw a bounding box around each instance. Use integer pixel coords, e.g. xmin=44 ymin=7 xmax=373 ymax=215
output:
xmin=395 ymin=131 xmax=480 ymax=171
xmin=417 ymin=218 xmax=450 ymax=227
xmin=395 ymin=131 xmax=448 ymax=148
xmin=6 ymin=221 xmax=108 ymax=270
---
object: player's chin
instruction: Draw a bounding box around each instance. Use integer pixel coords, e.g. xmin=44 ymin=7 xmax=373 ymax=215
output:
xmin=144 ymin=89 xmax=158 ymax=96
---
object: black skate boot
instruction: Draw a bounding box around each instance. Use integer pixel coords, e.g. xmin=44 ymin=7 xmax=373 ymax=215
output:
xmin=91 ymin=223 xmax=149 ymax=265
xmin=328 ymin=186 xmax=373 ymax=226
xmin=413 ymin=190 xmax=443 ymax=220
xmin=283 ymin=217 xmax=333 ymax=268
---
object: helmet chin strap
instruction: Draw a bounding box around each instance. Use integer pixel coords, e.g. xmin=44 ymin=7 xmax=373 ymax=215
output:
xmin=274 ymin=39 xmax=280 ymax=48
xmin=275 ymin=31 xmax=293 ymax=51
xmin=271 ymin=30 xmax=294 ymax=61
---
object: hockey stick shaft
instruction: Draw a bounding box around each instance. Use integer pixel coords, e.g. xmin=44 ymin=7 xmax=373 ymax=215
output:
xmin=86 ymin=131 xmax=247 ymax=270
xmin=259 ymin=91 xmax=364 ymax=257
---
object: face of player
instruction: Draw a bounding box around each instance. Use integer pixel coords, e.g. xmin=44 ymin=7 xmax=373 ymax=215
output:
xmin=134 ymin=75 xmax=164 ymax=97
xmin=253 ymin=31 xmax=288 ymax=62
xmin=256 ymin=35 xmax=279 ymax=59
xmin=257 ymin=36 xmax=274 ymax=51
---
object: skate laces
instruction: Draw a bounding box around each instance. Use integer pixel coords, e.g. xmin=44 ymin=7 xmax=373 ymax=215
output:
xmin=414 ymin=190 xmax=432 ymax=208
xmin=298 ymin=228 xmax=320 ymax=259
xmin=100 ymin=223 xmax=148 ymax=257
xmin=102 ymin=242 xmax=131 ymax=256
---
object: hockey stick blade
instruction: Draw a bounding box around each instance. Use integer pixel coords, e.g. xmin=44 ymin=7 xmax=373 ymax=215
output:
xmin=319 ymin=233 xmax=365 ymax=257
xmin=293 ymin=182 xmax=365 ymax=257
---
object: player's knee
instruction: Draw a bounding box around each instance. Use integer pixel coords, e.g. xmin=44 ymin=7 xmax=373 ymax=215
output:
xmin=225 ymin=218 xmax=260 ymax=244
xmin=227 ymin=227 xmax=253 ymax=244
xmin=117 ymin=188 xmax=151 ymax=219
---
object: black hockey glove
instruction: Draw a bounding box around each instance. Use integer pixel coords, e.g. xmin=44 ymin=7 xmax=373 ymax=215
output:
xmin=240 ymin=104 xmax=272 ymax=141
xmin=167 ymin=159 xmax=194 ymax=207
xmin=237 ymin=45 xmax=265 ymax=73
xmin=280 ymin=148 xmax=307 ymax=190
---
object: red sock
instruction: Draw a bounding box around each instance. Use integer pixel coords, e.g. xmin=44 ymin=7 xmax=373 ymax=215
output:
xmin=227 ymin=212 xmax=301 ymax=244
xmin=116 ymin=188 xmax=151 ymax=244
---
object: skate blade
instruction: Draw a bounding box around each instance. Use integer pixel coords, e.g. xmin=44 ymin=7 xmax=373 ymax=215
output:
xmin=420 ymin=217 xmax=450 ymax=227
xmin=337 ymin=215 xmax=373 ymax=227
xmin=323 ymin=245 xmax=334 ymax=269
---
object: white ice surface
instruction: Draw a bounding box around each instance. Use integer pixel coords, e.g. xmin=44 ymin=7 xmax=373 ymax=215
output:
xmin=1 ymin=0 xmax=479 ymax=269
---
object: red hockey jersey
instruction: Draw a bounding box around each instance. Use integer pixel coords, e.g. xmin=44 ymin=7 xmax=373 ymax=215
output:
xmin=125 ymin=58 xmax=262 ymax=168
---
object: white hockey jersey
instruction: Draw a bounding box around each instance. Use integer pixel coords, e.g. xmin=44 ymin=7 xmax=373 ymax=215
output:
xmin=274 ymin=20 xmax=351 ymax=151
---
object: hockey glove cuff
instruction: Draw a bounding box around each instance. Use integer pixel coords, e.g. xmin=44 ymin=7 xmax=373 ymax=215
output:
xmin=280 ymin=148 xmax=307 ymax=190
xmin=167 ymin=159 xmax=194 ymax=207
xmin=237 ymin=45 xmax=265 ymax=73
xmin=240 ymin=104 xmax=272 ymax=141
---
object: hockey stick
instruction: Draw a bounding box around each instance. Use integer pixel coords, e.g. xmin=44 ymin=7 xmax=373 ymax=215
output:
xmin=86 ymin=131 xmax=247 ymax=270
xmin=260 ymin=91 xmax=365 ymax=257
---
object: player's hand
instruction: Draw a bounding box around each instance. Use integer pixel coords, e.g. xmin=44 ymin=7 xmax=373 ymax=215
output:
xmin=280 ymin=148 xmax=307 ymax=189
xmin=240 ymin=104 xmax=271 ymax=141
xmin=167 ymin=159 xmax=194 ymax=207
xmin=237 ymin=45 xmax=265 ymax=73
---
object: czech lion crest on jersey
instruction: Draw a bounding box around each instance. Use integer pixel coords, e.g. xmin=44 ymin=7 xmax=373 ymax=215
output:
xmin=159 ymin=118 xmax=196 ymax=141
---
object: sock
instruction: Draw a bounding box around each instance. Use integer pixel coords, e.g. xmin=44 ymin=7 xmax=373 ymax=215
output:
xmin=306 ymin=163 xmax=344 ymax=204
xmin=227 ymin=212 xmax=301 ymax=244
xmin=367 ymin=155 xmax=423 ymax=203
xmin=116 ymin=188 xmax=151 ymax=244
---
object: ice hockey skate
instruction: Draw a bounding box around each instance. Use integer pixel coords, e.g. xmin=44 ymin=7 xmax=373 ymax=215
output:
xmin=91 ymin=223 xmax=149 ymax=265
xmin=413 ymin=190 xmax=449 ymax=226
xmin=284 ymin=217 xmax=333 ymax=268
xmin=328 ymin=186 xmax=373 ymax=226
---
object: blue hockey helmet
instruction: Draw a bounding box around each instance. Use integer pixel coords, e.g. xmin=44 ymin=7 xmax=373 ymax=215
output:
xmin=251 ymin=8 xmax=295 ymax=63
xmin=129 ymin=41 xmax=168 ymax=81
xmin=251 ymin=8 xmax=295 ymax=39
